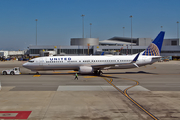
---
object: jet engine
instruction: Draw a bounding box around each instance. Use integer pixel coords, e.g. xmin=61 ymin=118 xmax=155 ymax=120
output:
xmin=79 ymin=66 xmax=94 ymax=74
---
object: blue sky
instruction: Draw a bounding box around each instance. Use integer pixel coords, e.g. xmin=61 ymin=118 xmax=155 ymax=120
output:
xmin=0 ymin=0 xmax=180 ymax=50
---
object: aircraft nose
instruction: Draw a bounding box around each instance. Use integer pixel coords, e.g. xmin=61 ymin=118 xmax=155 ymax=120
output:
xmin=22 ymin=62 xmax=28 ymax=68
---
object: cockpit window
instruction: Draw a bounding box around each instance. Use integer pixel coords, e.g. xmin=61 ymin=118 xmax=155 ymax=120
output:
xmin=28 ymin=60 xmax=34 ymax=63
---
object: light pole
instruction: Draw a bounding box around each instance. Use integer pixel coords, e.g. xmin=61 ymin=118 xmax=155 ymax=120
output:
xmin=35 ymin=19 xmax=38 ymax=45
xmin=81 ymin=14 xmax=85 ymax=38
xmin=90 ymin=23 xmax=92 ymax=38
xmin=177 ymin=21 xmax=179 ymax=38
xmin=177 ymin=21 xmax=179 ymax=45
xmin=123 ymin=27 xmax=125 ymax=37
xmin=130 ymin=15 xmax=133 ymax=54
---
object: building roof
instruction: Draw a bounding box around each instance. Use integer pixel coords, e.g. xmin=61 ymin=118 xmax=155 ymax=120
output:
xmin=99 ymin=36 xmax=138 ymax=45
xmin=99 ymin=40 xmax=136 ymax=45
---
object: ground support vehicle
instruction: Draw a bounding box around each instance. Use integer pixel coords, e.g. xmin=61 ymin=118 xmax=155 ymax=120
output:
xmin=2 ymin=67 xmax=20 ymax=75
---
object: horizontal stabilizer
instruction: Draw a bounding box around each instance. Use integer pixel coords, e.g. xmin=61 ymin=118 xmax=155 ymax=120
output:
xmin=133 ymin=63 xmax=139 ymax=68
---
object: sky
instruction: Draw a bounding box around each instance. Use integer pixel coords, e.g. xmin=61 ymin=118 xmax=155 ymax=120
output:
xmin=0 ymin=0 xmax=180 ymax=50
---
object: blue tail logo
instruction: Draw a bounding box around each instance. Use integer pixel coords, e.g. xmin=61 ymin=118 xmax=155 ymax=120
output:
xmin=142 ymin=31 xmax=165 ymax=56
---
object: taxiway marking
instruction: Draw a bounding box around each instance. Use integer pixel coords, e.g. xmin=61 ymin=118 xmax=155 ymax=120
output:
xmin=103 ymin=75 xmax=112 ymax=77
xmin=53 ymin=72 xmax=61 ymax=73
xmin=33 ymin=75 xmax=41 ymax=77
xmin=103 ymin=77 xmax=158 ymax=120
xmin=67 ymin=71 xmax=77 ymax=73
xmin=83 ymin=76 xmax=97 ymax=78
xmin=0 ymin=111 xmax=31 ymax=119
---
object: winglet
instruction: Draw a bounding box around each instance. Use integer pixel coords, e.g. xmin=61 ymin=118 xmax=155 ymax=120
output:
xmin=131 ymin=53 xmax=140 ymax=68
xmin=131 ymin=53 xmax=140 ymax=63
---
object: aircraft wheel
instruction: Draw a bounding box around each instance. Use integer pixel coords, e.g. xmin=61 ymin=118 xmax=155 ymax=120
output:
xmin=3 ymin=71 xmax=7 ymax=75
xmin=10 ymin=71 xmax=15 ymax=75
xmin=36 ymin=72 xmax=39 ymax=75
xmin=94 ymin=70 xmax=98 ymax=75
xmin=98 ymin=70 xmax=103 ymax=76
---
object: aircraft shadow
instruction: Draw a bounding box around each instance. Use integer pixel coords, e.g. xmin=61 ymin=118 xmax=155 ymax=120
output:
xmin=21 ymin=73 xmax=75 ymax=75
xmin=20 ymin=71 xmax=156 ymax=79
xmin=21 ymin=73 xmax=118 ymax=78
xmin=103 ymin=71 xmax=157 ymax=75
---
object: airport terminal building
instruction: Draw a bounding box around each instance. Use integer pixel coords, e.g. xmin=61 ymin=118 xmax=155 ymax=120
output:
xmin=27 ymin=36 xmax=180 ymax=59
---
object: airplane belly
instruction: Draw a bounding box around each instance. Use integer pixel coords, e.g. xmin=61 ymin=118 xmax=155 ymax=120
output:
xmin=110 ymin=64 xmax=136 ymax=69
xmin=43 ymin=64 xmax=78 ymax=70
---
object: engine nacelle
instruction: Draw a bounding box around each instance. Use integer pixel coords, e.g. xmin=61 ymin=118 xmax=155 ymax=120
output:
xmin=79 ymin=66 xmax=94 ymax=74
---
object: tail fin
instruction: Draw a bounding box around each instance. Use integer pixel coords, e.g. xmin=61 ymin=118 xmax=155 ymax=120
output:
xmin=142 ymin=31 xmax=165 ymax=56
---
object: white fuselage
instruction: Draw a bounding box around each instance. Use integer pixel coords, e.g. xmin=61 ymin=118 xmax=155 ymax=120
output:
xmin=23 ymin=54 xmax=157 ymax=72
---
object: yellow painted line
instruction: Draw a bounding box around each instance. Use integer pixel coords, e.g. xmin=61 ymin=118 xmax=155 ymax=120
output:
xmin=103 ymin=78 xmax=123 ymax=94
xmin=121 ymin=79 xmax=158 ymax=119
xmin=102 ymin=77 xmax=158 ymax=120
xmin=33 ymin=75 xmax=41 ymax=77
xmin=84 ymin=76 xmax=97 ymax=78
xmin=67 ymin=71 xmax=77 ymax=73
xmin=124 ymin=93 xmax=158 ymax=120
xmin=109 ymin=78 xmax=113 ymax=83
xmin=103 ymin=75 xmax=112 ymax=77
xmin=122 ymin=78 xmax=139 ymax=94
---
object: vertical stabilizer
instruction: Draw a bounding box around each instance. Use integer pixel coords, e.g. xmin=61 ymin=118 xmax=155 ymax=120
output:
xmin=142 ymin=31 xmax=165 ymax=56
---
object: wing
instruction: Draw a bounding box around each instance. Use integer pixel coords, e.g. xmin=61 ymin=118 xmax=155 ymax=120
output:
xmin=91 ymin=53 xmax=140 ymax=69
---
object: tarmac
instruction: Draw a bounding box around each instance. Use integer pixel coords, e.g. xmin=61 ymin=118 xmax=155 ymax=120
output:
xmin=0 ymin=60 xmax=180 ymax=120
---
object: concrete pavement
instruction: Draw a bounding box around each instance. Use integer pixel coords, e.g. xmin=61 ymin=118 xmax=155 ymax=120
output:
xmin=0 ymin=61 xmax=180 ymax=119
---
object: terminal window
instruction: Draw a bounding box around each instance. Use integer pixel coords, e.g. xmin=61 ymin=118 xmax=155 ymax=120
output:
xmin=171 ymin=41 xmax=177 ymax=45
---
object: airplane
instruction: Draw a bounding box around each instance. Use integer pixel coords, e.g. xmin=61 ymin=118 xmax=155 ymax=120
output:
xmin=101 ymin=51 xmax=105 ymax=55
xmin=23 ymin=31 xmax=165 ymax=75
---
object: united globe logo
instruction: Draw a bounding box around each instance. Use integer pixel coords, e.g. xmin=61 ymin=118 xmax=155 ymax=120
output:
xmin=142 ymin=43 xmax=160 ymax=56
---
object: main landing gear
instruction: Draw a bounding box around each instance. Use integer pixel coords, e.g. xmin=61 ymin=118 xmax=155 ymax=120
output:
xmin=94 ymin=70 xmax=103 ymax=76
xmin=36 ymin=72 xmax=39 ymax=75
